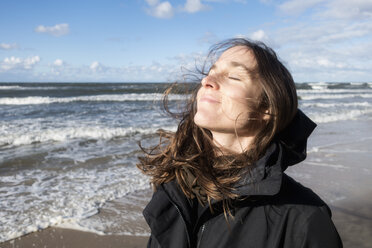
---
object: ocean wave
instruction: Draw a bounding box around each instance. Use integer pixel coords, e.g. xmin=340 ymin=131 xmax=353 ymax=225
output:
xmin=54 ymin=191 xmax=152 ymax=237
xmin=0 ymin=85 xmax=22 ymax=90
xmin=299 ymin=93 xmax=372 ymax=100
xmin=300 ymin=101 xmax=371 ymax=108
xmin=296 ymin=82 xmax=371 ymax=90
xmin=0 ymin=166 xmax=150 ymax=243
xmin=0 ymin=85 xmax=61 ymax=90
xmin=0 ymin=126 xmax=177 ymax=147
xmin=0 ymin=94 xmax=189 ymax=105
xmin=297 ymin=88 xmax=372 ymax=94
xmin=309 ymin=109 xmax=372 ymax=123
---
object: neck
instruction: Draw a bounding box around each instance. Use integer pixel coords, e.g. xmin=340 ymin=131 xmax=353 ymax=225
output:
xmin=211 ymin=131 xmax=255 ymax=155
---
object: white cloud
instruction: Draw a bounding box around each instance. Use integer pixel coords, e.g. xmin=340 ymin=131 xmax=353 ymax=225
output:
xmin=90 ymin=61 xmax=104 ymax=72
xmin=272 ymin=21 xmax=372 ymax=82
xmin=278 ymin=0 xmax=372 ymax=20
xmin=0 ymin=56 xmax=40 ymax=71
xmin=250 ymin=30 xmax=267 ymax=41
xmin=23 ymin=56 xmax=40 ymax=69
xmin=234 ymin=34 xmax=248 ymax=39
xmin=279 ymin=0 xmax=325 ymax=15
xmin=147 ymin=1 xmax=174 ymax=19
xmin=35 ymin=23 xmax=70 ymax=37
xmin=274 ymin=21 xmax=372 ymax=45
xmin=248 ymin=30 xmax=279 ymax=48
xmin=145 ymin=0 xmax=208 ymax=18
xmin=290 ymin=54 xmax=347 ymax=69
xmin=53 ymin=59 xmax=64 ymax=67
xmin=168 ymin=51 xmax=208 ymax=79
xmin=241 ymin=1 xmax=372 ymax=82
xmin=0 ymin=43 xmax=18 ymax=50
xmin=320 ymin=0 xmax=372 ymax=20
xmin=183 ymin=0 xmax=207 ymax=13
xmin=288 ymin=51 xmax=354 ymax=74
xmin=51 ymin=59 xmax=64 ymax=76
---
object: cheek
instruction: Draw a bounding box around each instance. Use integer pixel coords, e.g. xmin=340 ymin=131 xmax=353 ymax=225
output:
xmin=222 ymin=90 xmax=250 ymax=112
xmin=221 ymin=93 xmax=260 ymax=122
xmin=196 ymin=88 xmax=202 ymax=101
xmin=195 ymin=87 xmax=205 ymax=105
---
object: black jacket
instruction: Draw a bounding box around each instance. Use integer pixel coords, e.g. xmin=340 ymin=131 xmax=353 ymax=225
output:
xmin=143 ymin=110 xmax=343 ymax=248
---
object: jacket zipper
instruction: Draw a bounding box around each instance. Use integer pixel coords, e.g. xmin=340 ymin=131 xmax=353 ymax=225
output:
xmin=171 ymin=202 xmax=192 ymax=248
xmin=196 ymin=223 xmax=206 ymax=248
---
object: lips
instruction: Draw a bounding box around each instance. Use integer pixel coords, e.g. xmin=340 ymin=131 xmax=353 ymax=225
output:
xmin=199 ymin=95 xmax=220 ymax=103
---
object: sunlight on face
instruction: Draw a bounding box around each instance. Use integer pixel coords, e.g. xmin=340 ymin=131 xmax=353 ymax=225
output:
xmin=194 ymin=46 xmax=264 ymax=136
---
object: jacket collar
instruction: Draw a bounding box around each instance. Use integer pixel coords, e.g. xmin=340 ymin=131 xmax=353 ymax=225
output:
xmin=233 ymin=109 xmax=317 ymax=197
xmin=164 ymin=109 xmax=316 ymax=199
xmin=233 ymin=141 xmax=283 ymax=196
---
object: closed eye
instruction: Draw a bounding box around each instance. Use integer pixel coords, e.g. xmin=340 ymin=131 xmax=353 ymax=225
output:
xmin=228 ymin=76 xmax=241 ymax=81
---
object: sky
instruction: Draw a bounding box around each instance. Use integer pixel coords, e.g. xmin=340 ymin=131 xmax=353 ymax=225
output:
xmin=0 ymin=0 xmax=371 ymax=83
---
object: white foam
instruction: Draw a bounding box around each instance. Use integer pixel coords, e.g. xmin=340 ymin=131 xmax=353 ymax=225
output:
xmin=54 ymin=221 xmax=106 ymax=235
xmin=300 ymin=101 xmax=371 ymax=108
xmin=299 ymin=93 xmax=372 ymax=100
xmin=55 ymin=214 xmax=150 ymax=237
xmin=0 ymin=86 xmax=60 ymax=90
xmin=0 ymin=125 xmax=177 ymax=147
xmin=307 ymin=82 xmax=371 ymax=90
xmin=308 ymin=137 xmax=372 ymax=154
xmin=297 ymin=88 xmax=372 ymax=94
xmin=308 ymin=82 xmax=328 ymax=90
xmin=0 ymin=85 xmax=22 ymax=90
xmin=306 ymin=161 xmax=348 ymax=169
xmin=0 ymin=94 xmax=188 ymax=105
xmin=328 ymin=195 xmax=347 ymax=203
xmin=309 ymin=109 xmax=372 ymax=123
xmin=0 ymin=165 xmax=151 ymax=243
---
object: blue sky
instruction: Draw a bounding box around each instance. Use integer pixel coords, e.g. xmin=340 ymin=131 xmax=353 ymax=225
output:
xmin=0 ymin=0 xmax=371 ymax=82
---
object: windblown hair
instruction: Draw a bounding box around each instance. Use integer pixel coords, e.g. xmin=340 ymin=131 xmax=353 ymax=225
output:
xmin=137 ymin=38 xmax=298 ymax=208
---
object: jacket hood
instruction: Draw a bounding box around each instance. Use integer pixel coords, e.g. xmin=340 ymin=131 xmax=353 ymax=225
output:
xmin=233 ymin=109 xmax=316 ymax=197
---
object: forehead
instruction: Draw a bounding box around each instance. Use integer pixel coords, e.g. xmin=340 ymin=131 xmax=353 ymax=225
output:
xmin=216 ymin=46 xmax=257 ymax=69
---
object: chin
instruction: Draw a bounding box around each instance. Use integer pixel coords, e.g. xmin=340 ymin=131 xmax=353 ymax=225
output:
xmin=194 ymin=115 xmax=212 ymax=130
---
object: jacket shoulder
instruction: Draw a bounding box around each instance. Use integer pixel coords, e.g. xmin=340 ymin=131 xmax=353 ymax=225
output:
xmin=274 ymin=174 xmax=329 ymax=210
xmin=269 ymin=174 xmax=343 ymax=247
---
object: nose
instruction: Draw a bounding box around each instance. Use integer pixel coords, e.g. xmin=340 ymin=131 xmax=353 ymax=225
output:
xmin=201 ymin=75 xmax=219 ymax=90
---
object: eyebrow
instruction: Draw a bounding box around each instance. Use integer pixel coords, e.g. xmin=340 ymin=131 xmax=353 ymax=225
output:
xmin=230 ymin=62 xmax=252 ymax=74
xmin=209 ymin=62 xmax=252 ymax=75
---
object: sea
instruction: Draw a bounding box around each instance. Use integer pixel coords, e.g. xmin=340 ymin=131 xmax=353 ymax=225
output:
xmin=0 ymin=82 xmax=372 ymax=243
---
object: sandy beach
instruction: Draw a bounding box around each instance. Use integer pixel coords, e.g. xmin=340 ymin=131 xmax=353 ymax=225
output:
xmin=0 ymin=227 xmax=148 ymax=248
xmin=331 ymin=195 xmax=372 ymax=248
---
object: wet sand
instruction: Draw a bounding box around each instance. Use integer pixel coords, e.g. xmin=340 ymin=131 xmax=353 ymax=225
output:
xmin=330 ymin=195 xmax=372 ymax=248
xmin=0 ymin=227 xmax=148 ymax=248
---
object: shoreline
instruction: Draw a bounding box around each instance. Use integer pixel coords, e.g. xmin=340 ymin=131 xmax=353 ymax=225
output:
xmin=1 ymin=118 xmax=371 ymax=247
xmin=1 ymin=194 xmax=372 ymax=248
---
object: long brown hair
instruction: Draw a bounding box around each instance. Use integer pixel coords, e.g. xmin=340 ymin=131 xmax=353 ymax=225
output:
xmin=137 ymin=38 xmax=298 ymax=208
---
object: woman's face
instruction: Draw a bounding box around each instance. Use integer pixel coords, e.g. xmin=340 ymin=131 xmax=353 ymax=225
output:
xmin=194 ymin=46 xmax=264 ymax=136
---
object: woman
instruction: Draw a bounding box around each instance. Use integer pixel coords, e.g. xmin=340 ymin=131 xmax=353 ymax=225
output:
xmin=138 ymin=38 xmax=342 ymax=248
